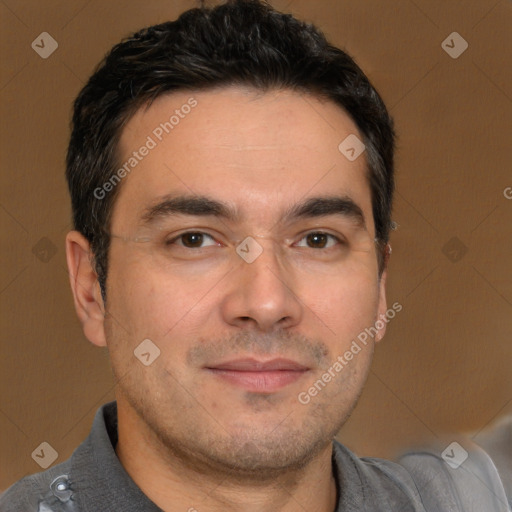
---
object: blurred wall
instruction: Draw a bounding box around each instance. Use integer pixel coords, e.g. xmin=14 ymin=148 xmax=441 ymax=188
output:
xmin=1 ymin=0 xmax=511 ymax=490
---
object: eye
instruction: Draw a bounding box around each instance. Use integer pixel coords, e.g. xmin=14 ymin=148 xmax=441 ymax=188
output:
xmin=295 ymin=232 xmax=342 ymax=249
xmin=166 ymin=232 xmax=219 ymax=249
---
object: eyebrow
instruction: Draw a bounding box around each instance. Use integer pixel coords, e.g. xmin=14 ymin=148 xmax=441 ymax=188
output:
xmin=140 ymin=194 xmax=367 ymax=230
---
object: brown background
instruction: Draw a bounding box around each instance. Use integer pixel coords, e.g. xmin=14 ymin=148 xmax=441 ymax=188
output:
xmin=1 ymin=0 xmax=511 ymax=491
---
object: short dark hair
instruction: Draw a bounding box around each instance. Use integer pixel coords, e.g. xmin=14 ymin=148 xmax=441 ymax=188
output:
xmin=66 ymin=0 xmax=395 ymax=300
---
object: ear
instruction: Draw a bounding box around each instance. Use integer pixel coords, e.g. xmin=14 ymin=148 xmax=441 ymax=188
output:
xmin=65 ymin=230 xmax=107 ymax=347
xmin=375 ymin=243 xmax=391 ymax=343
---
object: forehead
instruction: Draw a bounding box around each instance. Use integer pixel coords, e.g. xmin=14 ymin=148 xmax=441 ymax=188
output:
xmin=112 ymin=86 xmax=372 ymax=232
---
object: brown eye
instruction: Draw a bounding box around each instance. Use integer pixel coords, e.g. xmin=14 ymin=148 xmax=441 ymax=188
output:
xmin=181 ymin=233 xmax=205 ymax=248
xmin=307 ymin=233 xmax=328 ymax=248
xmin=165 ymin=232 xmax=218 ymax=249
xmin=296 ymin=232 xmax=341 ymax=249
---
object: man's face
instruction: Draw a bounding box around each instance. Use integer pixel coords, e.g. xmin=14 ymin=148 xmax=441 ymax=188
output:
xmin=103 ymin=87 xmax=387 ymax=475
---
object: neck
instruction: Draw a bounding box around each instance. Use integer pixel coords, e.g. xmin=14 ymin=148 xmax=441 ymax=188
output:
xmin=115 ymin=400 xmax=338 ymax=512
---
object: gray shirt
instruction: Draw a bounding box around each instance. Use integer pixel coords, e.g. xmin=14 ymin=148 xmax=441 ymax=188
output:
xmin=1 ymin=401 xmax=510 ymax=511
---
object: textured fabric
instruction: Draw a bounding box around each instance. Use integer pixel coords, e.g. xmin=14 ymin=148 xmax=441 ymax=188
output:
xmin=1 ymin=401 xmax=510 ymax=511
xmin=473 ymin=415 xmax=512 ymax=510
xmin=1 ymin=403 xmax=160 ymax=512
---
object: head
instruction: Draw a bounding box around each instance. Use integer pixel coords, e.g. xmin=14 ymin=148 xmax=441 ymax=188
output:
xmin=66 ymin=0 xmax=395 ymax=479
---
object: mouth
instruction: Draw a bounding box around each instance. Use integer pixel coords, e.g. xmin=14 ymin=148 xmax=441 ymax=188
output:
xmin=204 ymin=358 xmax=310 ymax=393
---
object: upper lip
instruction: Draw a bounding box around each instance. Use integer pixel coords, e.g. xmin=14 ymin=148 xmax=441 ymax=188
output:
xmin=205 ymin=358 xmax=310 ymax=372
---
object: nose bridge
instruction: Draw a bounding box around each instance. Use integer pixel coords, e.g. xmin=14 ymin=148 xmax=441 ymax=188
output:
xmin=222 ymin=235 xmax=303 ymax=331
xmin=236 ymin=235 xmax=285 ymax=294
xmin=237 ymin=233 xmax=290 ymax=282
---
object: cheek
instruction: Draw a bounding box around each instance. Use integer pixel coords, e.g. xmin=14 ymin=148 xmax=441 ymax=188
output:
xmin=300 ymin=262 xmax=380 ymax=332
xmin=107 ymin=252 xmax=218 ymax=343
xmin=106 ymin=247 xmax=165 ymax=336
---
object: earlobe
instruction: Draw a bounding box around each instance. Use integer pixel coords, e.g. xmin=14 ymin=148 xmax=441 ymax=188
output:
xmin=65 ymin=231 xmax=107 ymax=347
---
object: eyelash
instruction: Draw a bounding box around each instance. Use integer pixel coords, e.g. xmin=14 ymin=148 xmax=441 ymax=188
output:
xmin=164 ymin=231 xmax=345 ymax=250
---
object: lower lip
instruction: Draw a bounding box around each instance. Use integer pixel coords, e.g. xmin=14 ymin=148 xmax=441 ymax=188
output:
xmin=207 ymin=369 xmax=308 ymax=393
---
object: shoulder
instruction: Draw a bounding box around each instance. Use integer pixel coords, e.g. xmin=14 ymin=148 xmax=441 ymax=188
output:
xmin=333 ymin=440 xmax=427 ymax=510
xmin=0 ymin=459 xmax=74 ymax=512
xmin=333 ymin=435 xmax=510 ymax=512
xmin=472 ymin=414 xmax=512 ymax=505
xmin=0 ymin=401 xmax=117 ymax=512
xmin=397 ymin=432 xmax=511 ymax=512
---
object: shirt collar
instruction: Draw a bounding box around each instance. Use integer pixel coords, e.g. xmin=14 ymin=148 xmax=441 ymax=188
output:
xmin=71 ymin=401 xmax=365 ymax=511
xmin=70 ymin=401 xmax=162 ymax=511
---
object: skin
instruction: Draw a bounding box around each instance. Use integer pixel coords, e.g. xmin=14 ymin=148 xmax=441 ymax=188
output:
xmin=66 ymin=87 xmax=389 ymax=512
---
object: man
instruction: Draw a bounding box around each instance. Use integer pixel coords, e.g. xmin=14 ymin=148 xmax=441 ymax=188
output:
xmin=1 ymin=1 xmax=510 ymax=510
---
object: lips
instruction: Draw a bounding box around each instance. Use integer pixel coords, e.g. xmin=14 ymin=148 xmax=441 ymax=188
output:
xmin=205 ymin=358 xmax=310 ymax=393
xmin=207 ymin=358 xmax=309 ymax=372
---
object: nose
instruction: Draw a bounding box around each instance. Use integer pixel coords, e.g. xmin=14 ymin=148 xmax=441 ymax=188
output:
xmin=220 ymin=239 xmax=303 ymax=332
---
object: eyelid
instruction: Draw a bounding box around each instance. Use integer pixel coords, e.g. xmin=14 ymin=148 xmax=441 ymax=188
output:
xmin=165 ymin=229 xmax=346 ymax=249
xmin=292 ymin=231 xmax=345 ymax=248
xmin=166 ymin=231 xmax=222 ymax=247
